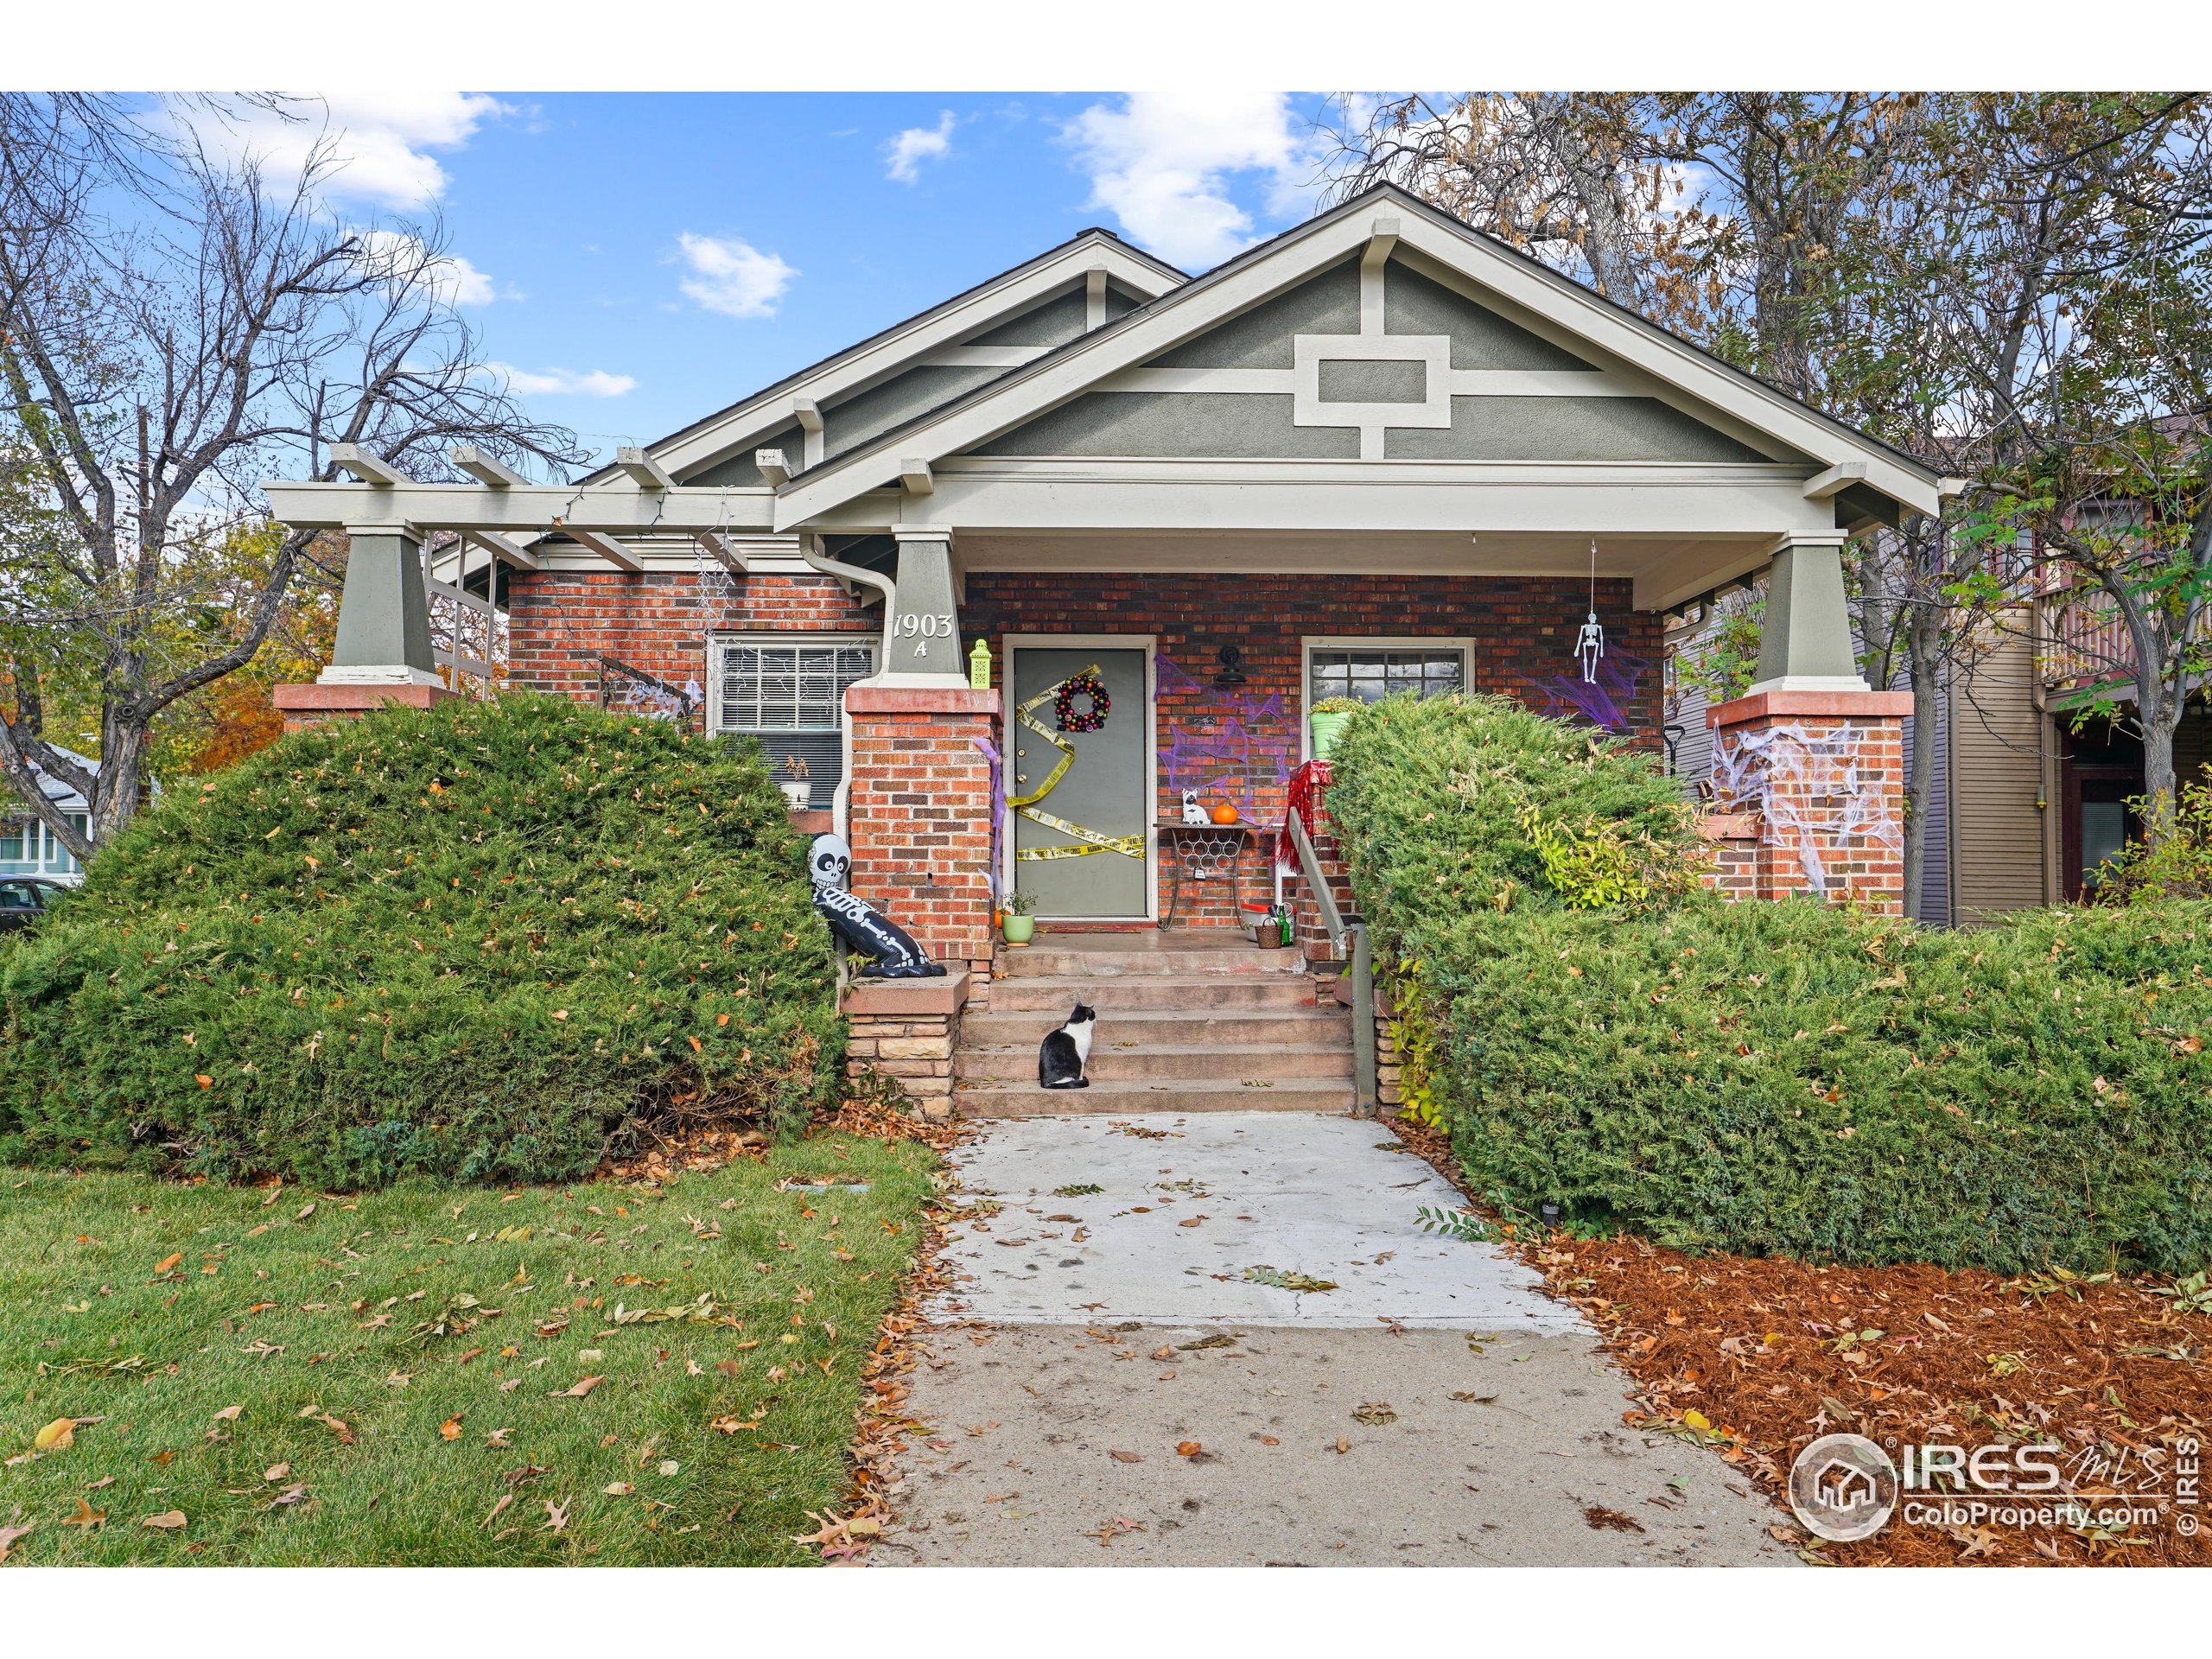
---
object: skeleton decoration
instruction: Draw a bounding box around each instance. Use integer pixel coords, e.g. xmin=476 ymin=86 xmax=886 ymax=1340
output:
xmin=808 ymin=834 xmax=945 ymax=978
xmin=1573 ymin=537 xmax=1606 ymax=685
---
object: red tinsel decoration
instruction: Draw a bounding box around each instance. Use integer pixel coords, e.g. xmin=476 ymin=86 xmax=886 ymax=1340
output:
xmin=1274 ymin=758 xmax=1332 ymax=868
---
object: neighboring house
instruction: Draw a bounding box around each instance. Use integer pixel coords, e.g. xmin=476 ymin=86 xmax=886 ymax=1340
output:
xmin=268 ymin=184 xmax=1948 ymax=967
xmin=0 ymin=747 xmax=96 ymax=886
xmin=1941 ymin=594 xmax=2212 ymax=918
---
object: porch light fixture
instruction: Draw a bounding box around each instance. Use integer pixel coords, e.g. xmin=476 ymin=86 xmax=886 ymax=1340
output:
xmin=1573 ymin=537 xmax=1606 ymax=684
xmin=1211 ymin=645 xmax=1249 ymax=690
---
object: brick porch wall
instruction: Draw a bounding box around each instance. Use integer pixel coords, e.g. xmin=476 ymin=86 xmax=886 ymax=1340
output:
xmin=963 ymin=571 xmax=1662 ymax=927
xmin=506 ymin=566 xmax=1664 ymax=931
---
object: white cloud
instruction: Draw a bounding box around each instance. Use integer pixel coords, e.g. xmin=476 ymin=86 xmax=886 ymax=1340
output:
xmin=886 ymin=111 xmax=956 ymax=184
xmin=485 ymin=363 xmax=637 ymax=398
xmin=675 ymin=232 xmax=798 ymax=319
xmin=183 ymin=92 xmax=511 ymax=208
xmin=1065 ymin=92 xmax=1322 ymax=270
xmin=354 ymin=229 xmax=499 ymax=308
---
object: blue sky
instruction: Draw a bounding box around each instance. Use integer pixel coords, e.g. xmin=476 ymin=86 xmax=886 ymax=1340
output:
xmin=237 ymin=92 xmax=1341 ymax=467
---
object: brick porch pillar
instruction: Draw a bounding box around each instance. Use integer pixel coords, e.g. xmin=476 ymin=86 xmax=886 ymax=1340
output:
xmin=1706 ymin=690 xmax=1913 ymax=912
xmin=843 ymin=683 xmax=1002 ymax=982
xmin=271 ymin=681 xmax=454 ymax=734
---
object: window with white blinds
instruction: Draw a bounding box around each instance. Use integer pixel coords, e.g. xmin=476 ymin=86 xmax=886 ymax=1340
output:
xmin=709 ymin=637 xmax=877 ymax=810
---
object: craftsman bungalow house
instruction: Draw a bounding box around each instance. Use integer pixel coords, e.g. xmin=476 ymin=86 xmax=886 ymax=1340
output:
xmin=268 ymin=184 xmax=1947 ymax=1014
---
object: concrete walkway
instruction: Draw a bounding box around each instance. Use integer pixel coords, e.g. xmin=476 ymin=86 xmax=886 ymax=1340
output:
xmin=872 ymin=1113 xmax=1795 ymax=1567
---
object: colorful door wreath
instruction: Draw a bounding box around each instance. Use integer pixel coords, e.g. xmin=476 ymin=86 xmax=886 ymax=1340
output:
xmin=1054 ymin=668 xmax=1110 ymax=732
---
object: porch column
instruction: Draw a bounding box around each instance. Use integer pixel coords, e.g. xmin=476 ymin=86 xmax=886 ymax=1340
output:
xmin=1745 ymin=536 xmax=1866 ymax=694
xmin=325 ymin=525 xmax=444 ymax=688
xmin=1700 ymin=537 xmax=1913 ymax=912
xmin=843 ymin=682 xmax=1003 ymax=989
xmin=272 ymin=524 xmax=453 ymax=732
xmin=882 ymin=529 xmax=967 ymax=681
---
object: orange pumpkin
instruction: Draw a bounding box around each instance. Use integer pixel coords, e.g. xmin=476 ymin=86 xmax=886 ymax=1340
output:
xmin=1211 ymin=803 xmax=1240 ymax=824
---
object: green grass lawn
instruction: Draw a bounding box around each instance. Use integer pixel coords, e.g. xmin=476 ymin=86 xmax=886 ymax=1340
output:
xmin=0 ymin=1135 xmax=937 ymax=1565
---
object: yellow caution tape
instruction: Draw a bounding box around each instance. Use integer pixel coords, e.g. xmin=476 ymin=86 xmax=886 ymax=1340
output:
xmin=1008 ymin=667 xmax=1144 ymax=862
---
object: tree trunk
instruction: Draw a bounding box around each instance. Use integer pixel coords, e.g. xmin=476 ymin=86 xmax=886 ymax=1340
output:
xmin=2141 ymin=700 xmax=2180 ymax=850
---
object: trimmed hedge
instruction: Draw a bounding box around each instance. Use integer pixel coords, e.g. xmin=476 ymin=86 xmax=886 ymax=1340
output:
xmin=1325 ymin=694 xmax=2212 ymax=1274
xmin=1 ymin=695 xmax=842 ymax=1187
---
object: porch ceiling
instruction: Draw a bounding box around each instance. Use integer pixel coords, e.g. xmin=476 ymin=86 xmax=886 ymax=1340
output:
xmin=954 ymin=529 xmax=1775 ymax=613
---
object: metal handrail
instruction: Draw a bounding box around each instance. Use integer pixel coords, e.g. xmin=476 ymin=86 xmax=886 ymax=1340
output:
xmin=1286 ymin=810 xmax=1378 ymax=1119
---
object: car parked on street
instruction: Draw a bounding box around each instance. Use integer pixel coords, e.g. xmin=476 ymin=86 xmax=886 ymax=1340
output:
xmin=0 ymin=876 xmax=66 ymax=933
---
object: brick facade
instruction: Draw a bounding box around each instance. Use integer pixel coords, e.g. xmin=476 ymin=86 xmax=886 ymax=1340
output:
xmin=508 ymin=565 xmax=1662 ymax=931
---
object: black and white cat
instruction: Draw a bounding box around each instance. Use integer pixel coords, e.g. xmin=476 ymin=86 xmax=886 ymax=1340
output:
xmin=1038 ymin=1001 xmax=1097 ymax=1090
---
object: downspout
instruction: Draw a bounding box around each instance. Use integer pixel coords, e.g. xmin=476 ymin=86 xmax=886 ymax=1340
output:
xmin=803 ymin=541 xmax=896 ymax=844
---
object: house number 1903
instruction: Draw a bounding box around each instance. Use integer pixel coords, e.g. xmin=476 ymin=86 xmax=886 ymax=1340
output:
xmin=893 ymin=611 xmax=956 ymax=658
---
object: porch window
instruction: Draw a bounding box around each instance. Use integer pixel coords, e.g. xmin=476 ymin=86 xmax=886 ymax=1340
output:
xmin=1306 ymin=643 xmax=1469 ymax=707
xmin=709 ymin=636 xmax=877 ymax=810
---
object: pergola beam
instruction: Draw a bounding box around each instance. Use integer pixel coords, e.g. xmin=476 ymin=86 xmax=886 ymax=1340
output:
xmin=331 ymin=442 xmax=410 ymax=486
xmin=696 ymin=531 xmax=751 ymax=576
xmin=562 ymin=527 xmax=644 ymax=573
xmin=262 ymin=480 xmax=777 ymax=536
xmin=451 ymin=445 xmax=526 ymax=486
xmin=461 ymin=528 xmax=541 ymax=570
xmin=615 ymin=447 xmax=676 ymax=490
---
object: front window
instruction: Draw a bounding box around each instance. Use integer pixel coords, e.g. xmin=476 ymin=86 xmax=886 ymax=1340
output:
xmin=1308 ymin=645 xmax=1467 ymax=707
xmin=0 ymin=814 xmax=84 ymax=875
xmin=709 ymin=637 xmax=878 ymax=809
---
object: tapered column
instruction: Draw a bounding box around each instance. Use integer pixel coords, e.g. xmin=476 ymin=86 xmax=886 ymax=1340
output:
xmin=1745 ymin=537 xmax=1866 ymax=695
xmin=322 ymin=524 xmax=442 ymax=688
xmin=881 ymin=530 xmax=967 ymax=682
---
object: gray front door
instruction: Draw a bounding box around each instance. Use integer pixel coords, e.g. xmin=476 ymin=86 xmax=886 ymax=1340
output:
xmin=1009 ymin=646 xmax=1149 ymax=918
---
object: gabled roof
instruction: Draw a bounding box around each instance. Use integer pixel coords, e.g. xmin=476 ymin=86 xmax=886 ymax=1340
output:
xmin=772 ymin=183 xmax=1948 ymax=530
xmin=573 ymin=227 xmax=1187 ymax=490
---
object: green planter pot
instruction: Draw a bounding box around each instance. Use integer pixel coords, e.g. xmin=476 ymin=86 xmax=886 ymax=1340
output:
xmin=1310 ymin=710 xmax=1353 ymax=762
xmin=1001 ymin=915 xmax=1036 ymax=945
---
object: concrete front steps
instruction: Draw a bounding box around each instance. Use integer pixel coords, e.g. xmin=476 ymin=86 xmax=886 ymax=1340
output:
xmin=954 ymin=929 xmax=1357 ymax=1118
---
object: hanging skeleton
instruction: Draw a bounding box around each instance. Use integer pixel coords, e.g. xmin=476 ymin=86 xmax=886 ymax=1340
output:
xmin=1573 ymin=537 xmax=1606 ymax=684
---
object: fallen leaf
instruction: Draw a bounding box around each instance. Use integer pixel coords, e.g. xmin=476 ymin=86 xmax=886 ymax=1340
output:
xmin=318 ymin=1414 xmax=354 ymax=1445
xmin=1175 ymin=1441 xmax=1202 ymax=1457
xmin=541 ymin=1498 xmax=570 ymax=1533
xmin=295 ymin=1203 xmax=315 ymax=1221
xmin=1150 ymin=1346 xmax=1173 ymax=1361
xmin=556 ymin=1376 xmax=604 ymax=1398
xmin=481 ymin=1494 xmax=513 ymax=1529
xmin=603 ymin=1482 xmax=634 ymax=1496
xmin=264 ymin=1463 xmax=290 ymax=1482
xmin=1335 ymin=1435 xmax=1351 ymax=1454
xmin=0 ymin=1522 xmax=32 ymax=1562
xmin=1109 ymin=1450 xmax=1145 ymax=1463
xmin=154 ymin=1253 xmax=184 ymax=1274
xmin=34 ymin=1418 xmax=75 ymax=1452
xmin=484 ymin=1427 xmax=513 ymax=1447
xmin=139 ymin=1510 xmax=187 ymax=1531
xmin=212 ymin=1405 xmax=243 ymax=1422
xmin=439 ymin=1418 xmax=463 ymax=1441
xmin=1583 ymin=1505 xmax=1644 ymax=1535
xmin=60 ymin=1498 xmax=105 ymax=1529
xmin=1257 ymin=1434 xmax=1281 ymax=1446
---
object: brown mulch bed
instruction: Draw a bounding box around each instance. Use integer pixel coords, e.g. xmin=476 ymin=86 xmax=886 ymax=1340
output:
xmin=1388 ymin=1115 xmax=2212 ymax=1566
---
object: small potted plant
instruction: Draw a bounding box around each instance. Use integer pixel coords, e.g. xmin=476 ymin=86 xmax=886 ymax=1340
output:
xmin=1001 ymin=889 xmax=1038 ymax=945
xmin=1308 ymin=696 xmax=1363 ymax=761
